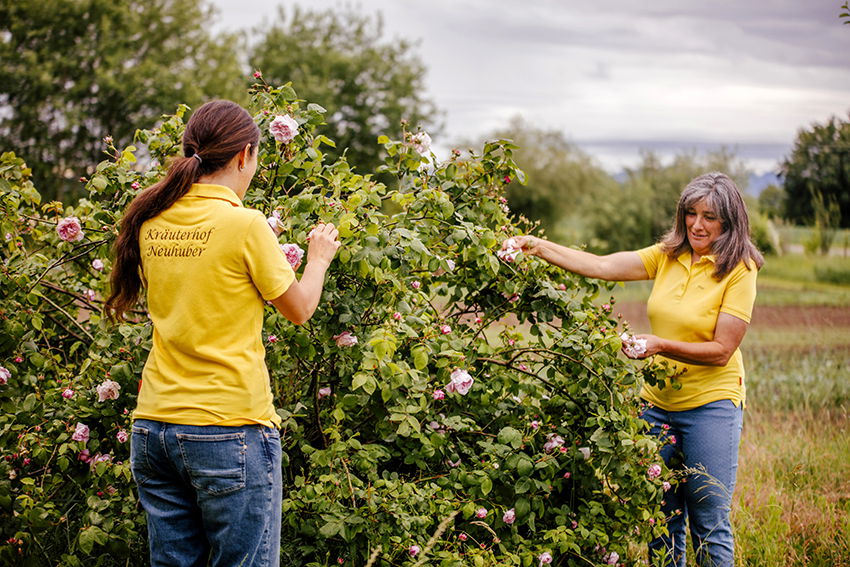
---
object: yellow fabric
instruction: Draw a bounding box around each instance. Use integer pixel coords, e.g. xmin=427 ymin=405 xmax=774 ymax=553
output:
xmin=134 ymin=183 xmax=295 ymax=427
xmin=636 ymin=244 xmax=758 ymax=411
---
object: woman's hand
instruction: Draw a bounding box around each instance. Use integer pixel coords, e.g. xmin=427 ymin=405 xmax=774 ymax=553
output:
xmin=306 ymin=222 xmax=341 ymax=267
xmin=624 ymin=334 xmax=665 ymax=359
xmin=500 ymin=235 xmax=541 ymax=256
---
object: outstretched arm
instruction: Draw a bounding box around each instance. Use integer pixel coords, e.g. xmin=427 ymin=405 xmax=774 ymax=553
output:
xmin=505 ymin=235 xmax=649 ymax=281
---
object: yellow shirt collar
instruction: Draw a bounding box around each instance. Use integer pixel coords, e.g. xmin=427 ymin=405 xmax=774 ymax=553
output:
xmin=187 ymin=183 xmax=243 ymax=207
xmin=676 ymin=250 xmax=716 ymax=267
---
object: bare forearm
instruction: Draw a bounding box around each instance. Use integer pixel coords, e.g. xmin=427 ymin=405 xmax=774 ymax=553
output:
xmin=645 ymin=336 xmax=733 ymax=366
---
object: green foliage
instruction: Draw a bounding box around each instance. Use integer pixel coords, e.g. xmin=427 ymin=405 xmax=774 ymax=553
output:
xmin=584 ymin=149 xmax=750 ymax=253
xmin=781 ymin=113 xmax=850 ymax=228
xmin=756 ymin=185 xmax=785 ymax=219
xmin=841 ymin=1 xmax=850 ymax=25
xmin=249 ymin=6 xmax=439 ymax=177
xmin=0 ymin=0 xmax=246 ymax=203
xmin=477 ymin=116 xmax=619 ymax=244
xmin=0 ymin=85 xmax=672 ymax=565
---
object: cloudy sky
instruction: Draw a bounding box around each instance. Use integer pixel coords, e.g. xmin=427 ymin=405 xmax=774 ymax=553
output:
xmin=210 ymin=0 xmax=850 ymax=174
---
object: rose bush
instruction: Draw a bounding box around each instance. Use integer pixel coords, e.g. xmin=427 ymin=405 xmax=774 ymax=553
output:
xmin=0 ymin=81 xmax=677 ymax=566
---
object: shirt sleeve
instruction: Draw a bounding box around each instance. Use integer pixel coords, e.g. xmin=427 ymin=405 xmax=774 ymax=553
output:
xmin=242 ymin=213 xmax=296 ymax=300
xmin=635 ymin=244 xmax=663 ymax=279
xmin=719 ymin=261 xmax=758 ymax=323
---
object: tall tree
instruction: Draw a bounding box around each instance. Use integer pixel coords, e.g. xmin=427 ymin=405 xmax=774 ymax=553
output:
xmin=0 ymin=0 xmax=245 ymax=201
xmin=781 ymin=113 xmax=850 ymax=228
xmin=249 ymin=6 xmax=439 ymax=175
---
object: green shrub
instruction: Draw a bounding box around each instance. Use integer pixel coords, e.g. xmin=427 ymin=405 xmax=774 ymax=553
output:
xmin=0 ymin=84 xmax=672 ymax=566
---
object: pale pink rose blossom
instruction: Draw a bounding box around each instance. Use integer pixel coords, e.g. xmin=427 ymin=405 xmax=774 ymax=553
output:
xmin=317 ymin=386 xmax=332 ymax=399
xmin=84 ymin=289 xmax=96 ymax=302
xmin=503 ymin=508 xmax=516 ymax=524
xmin=253 ymin=70 xmax=262 ymax=79
xmin=445 ymin=259 xmax=456 ymax=271
xmin=543 ymin=433 xmax=564 ymax=453
xmin=131 ymin=182 xmax=140 ymax=190
xmin=411 ymin=280 xmax=421 ymax=290
xmin=0 ymin=366 xmax=9 ymax=385
xmin=409 ymin=131 xmax=432 ymax=155
xmin=91 ymin=259 xmax=104 ymax=271
xmin=96 ymin=379 xmax=121 ymax=402
xmin=333 ymin=331 xmax=358 ymax=348
xmin=578 ymin=447 xmax=591 ymax=460
xmin=280 ymin=243 xmax=305 ymax=268
xmin=647 ymin=464 xmax=662 ymax=480
xmin=432 ymin=389 xmax=445 ymax=400
xmin=392 ymin=312 xmax=402 ymax=321
xmin=116 ymin=430 xmax=129 ymax=443
xmin=268 ymin=335 xmax=279 ymax=343
xmin=558 ymin=283 xmax=566 ymax=291
xmin=267 ymin=212 xmax=281 ymax=232
xmin=61 ymin=388 xmax=74 ymax=399
xmin=604 ymin=551 xmax=620 ymax=565
xmin=538 ymin=551 xmax=553 ymax=565
xmin=475 ymin=507 xmax=487 ymax=519
xmin=497 ymin=238 xmax=520 ymax=263
xmin=445 ymin=368 xmax=474 ymax=396
xmin=4 ymin=233 xmax=12 ymax=241
xmin=72 ymin=423 xmax=90 ymax=443
xmin=530 ymin=420 xmax=539 ymax=430
xmin=458 ymin=533 xmax=468 ymax=541
xmin=78 ymin=449 xmax=92 ymax=463
xmin=620 ymin=332 xmax=648 ymax=358
xmin=563 ymin=472 xmax=571 ymax=479
xmin=662 ymin=481 xmax=672 ymax=492
xmin=270 ymin=114 xmax=299 ymax=143
xmin=408 ymin=545 xmax=420 ymax=557
xmin=440 ymin=324 xmax=451 ymax=335
xmin=57 ymin=217 xmax=84 ymax=242
xmin=474 ymin=316 xmax=483 ymax=324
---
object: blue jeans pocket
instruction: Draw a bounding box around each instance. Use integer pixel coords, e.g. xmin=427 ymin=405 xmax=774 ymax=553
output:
xmin=176 ymin=432 xmax=247 ymax=495
xmin=130 ymin=424 xmax=152 ymax=486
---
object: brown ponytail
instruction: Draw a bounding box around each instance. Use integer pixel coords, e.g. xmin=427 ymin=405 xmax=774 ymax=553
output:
xmin=105 ymin=100 xmax=260 ymax=320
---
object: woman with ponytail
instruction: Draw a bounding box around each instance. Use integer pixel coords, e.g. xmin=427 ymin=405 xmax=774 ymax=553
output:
xmin=106 ymin=100 xmax=340 ymax=567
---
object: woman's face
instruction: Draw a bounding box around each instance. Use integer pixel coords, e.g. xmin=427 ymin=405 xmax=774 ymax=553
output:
xmin=685 ymin=198 xmax=724 ymax=256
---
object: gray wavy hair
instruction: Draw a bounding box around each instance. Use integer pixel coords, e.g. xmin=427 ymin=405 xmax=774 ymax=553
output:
xmin=660 ymin=172 xmax=764 ymax=280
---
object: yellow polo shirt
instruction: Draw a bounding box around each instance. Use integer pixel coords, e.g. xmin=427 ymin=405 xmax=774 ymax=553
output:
xmin=134 ymin=183 xmax=295 ymax=427
xmin=637 ymin=244 xmax=758 ymax=411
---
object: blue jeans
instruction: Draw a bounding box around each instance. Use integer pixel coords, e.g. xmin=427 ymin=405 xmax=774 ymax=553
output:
xmin=130 ymin=419 xmax=282 ymax=567
xmin=641 ymin=400 xmax=743 ymax=567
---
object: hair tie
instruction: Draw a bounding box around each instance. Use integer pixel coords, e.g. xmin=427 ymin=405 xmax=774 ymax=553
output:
xmin=192 ymin=153 xmax=203 ymax=165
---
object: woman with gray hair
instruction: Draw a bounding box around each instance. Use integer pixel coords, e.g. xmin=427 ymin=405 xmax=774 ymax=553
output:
xmin=503 ymin=172 xmax=763 ymax=567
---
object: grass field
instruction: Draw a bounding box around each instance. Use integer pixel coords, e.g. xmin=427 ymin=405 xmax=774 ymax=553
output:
xmin=608 ymin=252 xmax=850 ymax=566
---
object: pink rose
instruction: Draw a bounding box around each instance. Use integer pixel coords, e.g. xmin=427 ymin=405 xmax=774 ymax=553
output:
xmin=408 ymin=545 xmax=420 ymax=557
xmin=530 ymin=420 xmax=539 ymax=430
xmin=116 ymin=430 xmax=129 ymax=443
xmin=409 ymin=131 xmax=432 ymax=155
xmin=503 ymin=508 xmax=516 ymax=524
xmin=647 ymin=464 xmax=662 ymax=480
xmin=267 ymin=212 xmax=281 ymax=233
xmin=78 ymin=449 xmax=92 ymax=463
xmin=270 ymin=114 xmax=299 ymax=143
xmin=392 ymin=312 xmax=402 ymax=321
xmin=14 ymin=356 xmax=22 ymax=363
xmin=0 ymin=366 xmax=10 ymax=385
xmin=72 ymin=423 xmax=90 ymax=443
xmin=317 ymin=386 xmax=332 ymax=399
xmin=56 ymin=217 xmax=84 ymax=242
xmin=91 ymin=259 xmax=104 ymax=271
xmin=96 ymin=379 xmax=121 ymax=402
xmin=332 ymin=331 xmax=358 ymax=348
xmin=445 ymin=368 xmax=474 ymax=396
xmin=603 ymin=551 xmax=620 ymax=565
xmin=475 ymin=507 xmax=487 ymax=519
xmin=61 ymin=388 xmax=74 ymax=399
xmin=620 ymin=332 xmax=648 ymax=358
xmin=474 ymin=316 xmax=483 ymax=324
xmin=578 ymin=447 xmax=591 ymax=460
xmin=131 ymin=182 xmax=140 ymax=190
xmin=497 ymin=238 xmax=520 ymax=263
xmin=84 ymin=289 xmax=96 ymax=302
xmin=411 ymin=280 xmax=421 ymax=290
xmin=268 ymin=335 xmax=279 ymax=343
xmin=558 ymin=283 xmax=566 ymax=291
xmin=432 ymin=389 xmax=445 ymax=400
xmin=458 ymin=533 xmax=468 ymax=541
xmin=440 ymin=324 xmax=451 ymax=335
xmin=662 ymin=481 xmax=671 ymax=492
xmin=543 ymin=433 xmax=564 ymax=453
xmin=253 ymin=70 xmax=262 ymax=79
xmin=538 ymin=552 xmax=553 ymax=565
xmin=280 ymin=243 xmax=305 ymax=268
xmin=563 ymin=472 xmax=571 ymax=479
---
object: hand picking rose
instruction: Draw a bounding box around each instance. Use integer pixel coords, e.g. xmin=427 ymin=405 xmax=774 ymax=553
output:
xmin=497 ymin=238 xmax=520 ymax=263
xmin=620 ymin=332 xmax=648 ymax=358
